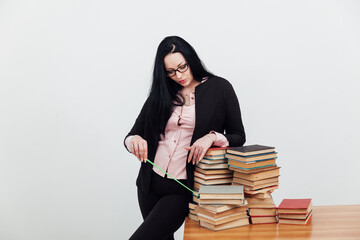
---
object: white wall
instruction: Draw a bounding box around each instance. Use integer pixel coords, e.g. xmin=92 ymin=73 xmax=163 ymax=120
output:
xmin=1 ymin=0 xmax=359 ymax=239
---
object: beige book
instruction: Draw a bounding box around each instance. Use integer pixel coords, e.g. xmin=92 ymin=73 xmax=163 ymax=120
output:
xmin=279 ymin=213 xmax=312 ymax=225
xmin=195 ymin=167 xmax=232 ymax=175
xmin=230 ymin=166 xmax=279 ymax=175
xmin=249 ymin=208 xmax=277 ymax=216
xmin=278 ymin=211 xmax=312 ymax=220
xmin=194 ymin=171 xmax=233 ymax=180
xmin=251 ymin=216 xmax=278 ymax=224
xmin=196 ymin=163 xmax=228 ymax=169
xmin=195 ymin=205 xmax=247 ymax=219
xmin=198 ymin=212 xmax=248 ymax=225
xmin=232 ymin=176 xmax=279 ymax=187
xmin=200 ymin=217 xmax=250 ymax=231
xmin=198 ymin=204 xmax=238 ymax=213
xmin=188 ymin=213 xmax=199 ymax=222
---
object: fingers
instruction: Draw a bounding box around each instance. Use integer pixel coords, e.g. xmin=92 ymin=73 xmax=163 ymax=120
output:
xmin=130 ymin=136 xmax=148 ymax=163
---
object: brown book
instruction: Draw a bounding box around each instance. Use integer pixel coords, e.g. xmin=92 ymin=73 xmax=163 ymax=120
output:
xmin=232 ymin=176 xmax=279 ymax=187
xmin=246 ymin=196 xmax=274 ymax=204
xmin=205 ymin=147 xmax=227 ymax=156
xmin=279 ymin=211 xmax=312 ymax=220
xmin=195 ymin=177 xmax=233 ymax=185
xmin=249 ymin=208 xmax=277 ymax=216
xmin=239 ymin=185 xmax=278 ymax=195
xmin=196 ymin=163 xmax=228 ymax=169
xmin=251 ymin=216 xmax=278 ymax=224
xmin=200 ymin=158 xmax=227 ymax=164
xmin=228 ymin=158 xmax=276 ymax=169
xmin=189 ymin=202 xmax=197 ymax=210
xmin=200 ymin=217 xmax=250 ymax=231
xmin=233 ymin=167 xmax=280 ymax=181
xmin=242 ymin=181 xmax=279 ymax=191
xmin=226 ymin=153 xmax=277 ymax=162
xmin=279 ymin=212 xmax=313 ymax=225
xmin=277 ymin=199 xmax=312 ymax=214
xmin=195 ymin=205 xmax=247 ymax=219
xmin=226 ymin=145 xmax=275 ymax=156
xmin=229 ymin=165 xmax=278 ymax=174
xmin=188 ymin=213 xmax=199 ymax=222
xmin=198 ymin=212 xmax=248 ymax=225
xmin=245 ymin=192 xmax=273 ymax=199
xmin=195 ymin=167 xmax=232 ymax=175
xmin=194 ymin=171 xmax=233 ymax=180
xmin=199 ymin=185 xmax=244 ymax=200
xmin=199 ymin=204 xmax=238 ymax=213
xmin=199 ymin=198 xmax=245 ymax=205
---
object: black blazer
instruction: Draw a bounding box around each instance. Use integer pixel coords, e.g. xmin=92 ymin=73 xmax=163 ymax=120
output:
xmin=125 ymin=76 xmax=246 ymax=194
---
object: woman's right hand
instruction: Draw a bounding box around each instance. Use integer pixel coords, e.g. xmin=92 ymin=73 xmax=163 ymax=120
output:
xmin=130 ymin=135 xmax=148 ymax=163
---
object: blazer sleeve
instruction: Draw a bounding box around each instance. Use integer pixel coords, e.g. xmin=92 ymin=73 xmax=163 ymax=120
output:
xmin=222 ymin=81 xmax=246 ymax=147
xmin=123 ymin=98 xmax=149 ymax=151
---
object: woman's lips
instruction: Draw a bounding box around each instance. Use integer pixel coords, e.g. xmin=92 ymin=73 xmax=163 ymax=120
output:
xmin=179 ymin=79 xmax=186 ymax=84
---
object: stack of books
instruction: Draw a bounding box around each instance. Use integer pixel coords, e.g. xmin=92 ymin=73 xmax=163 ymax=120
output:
xmin=226 ymin=145 xmax=279 ymax=195
xmin=278 ymin=199 xmax=313 ymax=224
xmin=226 ymin=144 xmax=280 ymax=224
xmin=194 ymin=147 xmax=233 ymax=191
xmin=247 ymin=196 xmax=278 ymax=224
xmin=188 ymin=201 xmax=199 ymax=222
xmin=196 ymin=185 xmax=249 ymax=231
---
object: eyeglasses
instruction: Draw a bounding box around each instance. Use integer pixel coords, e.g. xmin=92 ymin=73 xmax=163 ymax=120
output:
xmin=166 ymin=63 xmax=189 ymax=77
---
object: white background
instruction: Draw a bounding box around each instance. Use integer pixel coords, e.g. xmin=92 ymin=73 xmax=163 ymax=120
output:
xmin=1 ymin=0 xmax=360 ymax=239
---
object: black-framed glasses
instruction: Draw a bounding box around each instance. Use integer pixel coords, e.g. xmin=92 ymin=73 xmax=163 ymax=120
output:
xmin=166 ymin=63 xmax=189 ymax=77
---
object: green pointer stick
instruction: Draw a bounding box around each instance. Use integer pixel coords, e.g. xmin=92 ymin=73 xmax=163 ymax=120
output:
xmin=146 ymin=159 xmax=199 ymax=198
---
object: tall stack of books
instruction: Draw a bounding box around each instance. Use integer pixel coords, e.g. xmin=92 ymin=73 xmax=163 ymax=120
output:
xmin=196 ymin=185 xmax=249 ymax=231
xmin=278 ymin=199 xmax=313 ymax=225
xmin=194 ymin=147 xmax=233 ymax=191
xmin=226 ymin=144 xmax=280 ymax=224
xmin=247 ymin=196 xmax=277 ymax=224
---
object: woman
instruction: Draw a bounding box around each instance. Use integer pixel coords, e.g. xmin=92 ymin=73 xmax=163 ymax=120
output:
xmin=124 ymin=36 xmax=245 ymax=240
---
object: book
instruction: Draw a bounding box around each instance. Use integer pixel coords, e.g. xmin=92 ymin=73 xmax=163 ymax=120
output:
xmin=242 ymin=181 xmax=279 ymax=191
xmin=229 ymin=164 xmax=277 ymax=171
xmin=205 ymin=147 xmax=227 ymax=156
xmin=194 ymin=171 xmax=233 ymax=180
xmin=194 ymin=182 xmax=230 ymax=191
xmin=245 ymin=191 xmax=273 ymax=199
xmin=249 ymin=208 xmax=277 ymax=216
xmin=199 ymin=199 xmax=245 ymax=205
xmin=278 ymin=210 xmax=312 ymax=220
xmin=188 ymin=213 xmax=199 ymax=221
xmin=233 ymin=167 xmax=280 ymax=181
xmin=189 ymin=202 xmax=197 ymax=210
xmin=228 ymin=158 xmax=276 ymax=168
xmin=226 ymin=152 xmax=278 ymax=162
xmin=195 ymin=167 xmax=232 ymax=175
xmin=199 ymin=185 xmax=244 ymax=199
xmin=279 ymin=212 xmax=313 ymax=225
xmin=227 ymin=144 xmax=275 ymax=156
xmin=195 ymin=205 xmax=247 ymax=219
xmin=196 ymin=163 xmax=229 ymax=169
xmin=200 ymin=217 xmax=250 ymax=231
xmin=195 ymin=177 xmax=233 ymax=185
xmin=200 ymin=158 xmax=228 ymax=164
xmin=198 ymin=204 xmax=238 ymax=213
xmin=277 ymin=199 xmax=312 ymax=214
xmin=198 ymin=212 xmax=248 ymax=225
xmin=251 ymin=216 xmax=277 ymax=224
xmin=232 ymin=176 xmax=279 ymax=187
xmin=229 ymin=165 xmax=278 ymax=174
xmin=202 ymin=155 xmax=226 ymax=160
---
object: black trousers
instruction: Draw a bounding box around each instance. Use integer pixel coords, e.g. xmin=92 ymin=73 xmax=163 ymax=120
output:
xmin=129 ymin=171 xmax=190 ymax=240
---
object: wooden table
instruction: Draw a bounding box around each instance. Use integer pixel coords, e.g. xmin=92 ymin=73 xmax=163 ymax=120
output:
xmin=184 ymin=205 xmax=360 ymax=239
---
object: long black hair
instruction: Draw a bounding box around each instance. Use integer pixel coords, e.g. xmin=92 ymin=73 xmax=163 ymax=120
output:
xmin=147 ymin=36 xmax=215 ymax=138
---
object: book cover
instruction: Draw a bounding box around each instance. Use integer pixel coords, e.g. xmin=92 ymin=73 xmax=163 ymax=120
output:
xmin=227 ymin=145 xmax=275 ymax=156
xmin=278 ymin=199 xmax=312 ymax=209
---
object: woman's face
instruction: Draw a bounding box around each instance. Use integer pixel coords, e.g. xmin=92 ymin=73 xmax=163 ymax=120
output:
xmin=164 ymin=52 xmax=195 ymax=87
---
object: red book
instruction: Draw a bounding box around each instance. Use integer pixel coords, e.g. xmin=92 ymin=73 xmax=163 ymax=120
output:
xmin=278 ymin=199 xmax=312 ymax=214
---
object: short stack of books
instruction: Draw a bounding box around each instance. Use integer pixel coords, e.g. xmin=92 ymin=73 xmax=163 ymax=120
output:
xmin=194 ymin=147 xmax=233 ymax=191
xmin=196 ymin=185 xmax=249 ymax=231
xmin=188 ymin=201 xmax=199 ymax=222
xmin=226 ymin=145 xmax=279 ymax=195
xmin=247 ymin=196 xmax=278 ymax=224
xmin=278 ymin=199 xmax=313 ymax=225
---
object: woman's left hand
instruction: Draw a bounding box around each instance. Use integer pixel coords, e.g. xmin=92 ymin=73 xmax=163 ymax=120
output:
xmin=187 ymin=133 xmax=216 ymax=165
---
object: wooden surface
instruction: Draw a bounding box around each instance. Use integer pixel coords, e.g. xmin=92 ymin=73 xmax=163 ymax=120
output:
xmin=184 ymin=205 xmax=360 ymax=240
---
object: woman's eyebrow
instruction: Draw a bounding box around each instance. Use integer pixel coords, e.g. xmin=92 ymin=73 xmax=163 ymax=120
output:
xmin=166 ymin=61 xmax=185 ymax=70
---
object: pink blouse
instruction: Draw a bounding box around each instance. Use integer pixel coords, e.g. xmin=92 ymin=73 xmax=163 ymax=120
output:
xmin=125 ymin=91 xmax=229 ymax=179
